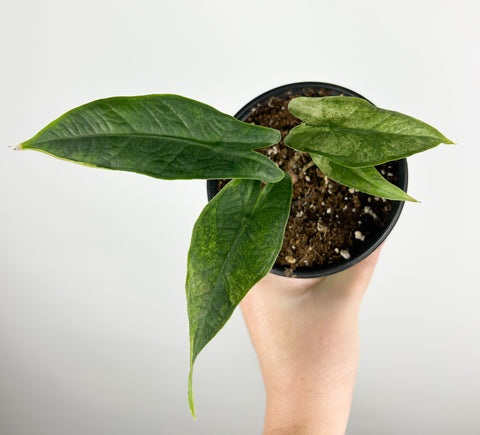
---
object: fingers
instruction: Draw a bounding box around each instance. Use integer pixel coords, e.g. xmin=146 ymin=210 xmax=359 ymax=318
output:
xmin=322 ymin=244 xmax=383 ymax=297
xmin=243 ymin=243 xmax=383 ymax=311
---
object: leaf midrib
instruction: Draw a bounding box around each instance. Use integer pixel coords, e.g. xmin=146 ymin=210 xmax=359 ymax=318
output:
xmin=304 ymin=124 xmax=442 ymax=140
xmin=192 ymin=182 xmax=284 ymax=356
xmin=24 ymin=132 xmax=265 ymax=149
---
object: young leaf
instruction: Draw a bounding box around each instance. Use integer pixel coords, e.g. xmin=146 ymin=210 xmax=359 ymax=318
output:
xmin=18 ymin=95 xmax=283 ymax=182
xmin=185 ymin=174 xmax=292 ymax=417
xmin=285 ymin=97 xmax=454 ymax=168
xmin=311 ymin=154 xmax=417 ymax=202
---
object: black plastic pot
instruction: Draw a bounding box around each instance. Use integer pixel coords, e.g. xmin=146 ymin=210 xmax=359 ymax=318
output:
xmin=207 ymin=82 xmax=407 ymax=278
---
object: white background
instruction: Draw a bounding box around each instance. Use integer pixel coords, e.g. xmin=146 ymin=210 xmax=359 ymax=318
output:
xmin=1 ymin=0 xmax=478 ymax=433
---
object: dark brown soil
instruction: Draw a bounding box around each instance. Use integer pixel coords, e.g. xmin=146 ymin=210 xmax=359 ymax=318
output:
xmin=219 ymin=89 xmax=397 ymax=277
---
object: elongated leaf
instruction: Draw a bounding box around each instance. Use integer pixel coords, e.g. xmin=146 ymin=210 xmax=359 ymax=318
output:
xmin=285 ymin=97 xmax=454 ymax=167
xmin=186 ymin=174 xmax=292 ymax=417
xmin=311 ymin=154 xmax=417 ymax=202
xmin=18 ymin=95 xmax=283 ymax=182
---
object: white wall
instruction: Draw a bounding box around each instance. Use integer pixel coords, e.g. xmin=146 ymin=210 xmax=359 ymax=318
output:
xmin=1 ymin=0 xmax=478 ymax=433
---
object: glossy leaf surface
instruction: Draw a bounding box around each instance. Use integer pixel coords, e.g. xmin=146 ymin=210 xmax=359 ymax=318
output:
xmin=285 ymin=97 xmax=453 ymax=168
xmin=186 ymin=174 xmax=292 ymax=416
xmin=19 ymin=95 xmax=283 ymax=182
xmin=311 ymin=154 xmax=417 ymax=202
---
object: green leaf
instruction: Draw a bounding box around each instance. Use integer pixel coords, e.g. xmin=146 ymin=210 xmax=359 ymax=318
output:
xmin=185 ymin=174 xmax=292 ymax=417
xmin=285 ymin=97 xmax=454 ymax=168
xmin=311 ymin=154 xmax=417 ymax=202
xmin=18 ymin=95 xmax=283 ymax=182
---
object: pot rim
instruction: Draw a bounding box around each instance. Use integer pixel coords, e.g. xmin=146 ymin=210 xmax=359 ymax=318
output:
xmin=207 ymin=82 xmax=407 ymax=278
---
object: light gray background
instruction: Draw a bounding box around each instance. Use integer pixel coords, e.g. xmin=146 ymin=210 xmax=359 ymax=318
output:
xmin=1 ymin=0 xmax=478 ymax=434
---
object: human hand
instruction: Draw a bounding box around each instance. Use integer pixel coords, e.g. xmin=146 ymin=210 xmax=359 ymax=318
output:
xmin=240 ymin=247 xmax=382 ymax=435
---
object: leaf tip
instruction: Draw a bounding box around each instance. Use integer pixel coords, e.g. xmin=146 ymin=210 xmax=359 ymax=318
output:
xmin=9 ymin=143 xmax=23 ymax=151
xmin=287 ymin=97 xmax=297 ymax=109
xmin=188 ymin=395 xmax=196 ymax=420
xmin=271 ymin=169 xmax=286 ymax=183
xmin=188 ymin=364 xmax=196 ymax=419
xmin=286 ymin=97 xmax=305 ymax=119
xmin=273 ymin=128 xmax=282 ymax=142
xmin=400 ymin=192 xmax=419 ymax=203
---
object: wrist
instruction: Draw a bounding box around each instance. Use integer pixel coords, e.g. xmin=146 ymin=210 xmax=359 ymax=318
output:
xmin=263 ymin=355 xmax=358 ymax=435
xmin=254 ymin=313 xmax=360 ymax=435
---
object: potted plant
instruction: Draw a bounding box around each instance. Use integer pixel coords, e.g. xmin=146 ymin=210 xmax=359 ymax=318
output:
xmin=208 ymin=82 xmax=412 ymax=278
xmin=12 ymin=82 xmax=453 ymax=416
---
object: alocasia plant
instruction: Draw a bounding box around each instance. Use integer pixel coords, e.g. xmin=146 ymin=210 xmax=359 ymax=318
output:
xmin=14 ymin=92 xmax=452 ymax=416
